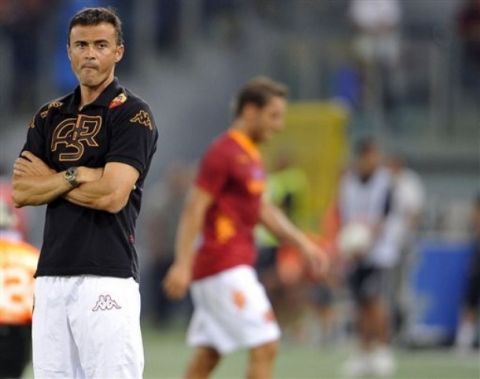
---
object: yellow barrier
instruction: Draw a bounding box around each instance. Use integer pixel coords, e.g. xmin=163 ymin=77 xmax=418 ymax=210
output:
xmin=261 ymin=101 xmax=349 ymax=230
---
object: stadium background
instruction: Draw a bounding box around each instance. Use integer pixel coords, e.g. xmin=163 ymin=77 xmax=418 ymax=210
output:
xmin=0 ymin=0 xmax=478 ymax=378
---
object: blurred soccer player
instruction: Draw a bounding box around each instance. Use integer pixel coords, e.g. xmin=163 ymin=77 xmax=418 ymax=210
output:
xmin=12 ymin=7 xmax=158 ymax=378
xmin=163 ymin=77 xmax=328 ymax=379
xmin=337 ymin=139 xmax=398 ymax=377
xmin=0 ymin=199 xmax=39 ymax=378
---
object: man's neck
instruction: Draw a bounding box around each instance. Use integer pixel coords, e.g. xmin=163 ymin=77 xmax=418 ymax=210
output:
xmin=79 ymin=76 xmax=114 ymax=109
xmin=231 ymin=119 xmax=253 ymax=140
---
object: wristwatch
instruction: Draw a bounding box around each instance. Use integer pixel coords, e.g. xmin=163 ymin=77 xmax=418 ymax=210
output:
xmin=64 ymin=167 xmax=79 ymax=187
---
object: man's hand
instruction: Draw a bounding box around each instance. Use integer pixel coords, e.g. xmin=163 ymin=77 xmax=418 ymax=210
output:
xmin=76 ymin=167 xmax=104 ymax=184
xmin=14 ymin=151 xmax=104 ymax=185
xmin=299 ymin=238 xmax=330 ymax=279
xmin=163 ymin=262 xmax=192 ymax=300
xmin=14 ymin=151 xmax=54 ymax=177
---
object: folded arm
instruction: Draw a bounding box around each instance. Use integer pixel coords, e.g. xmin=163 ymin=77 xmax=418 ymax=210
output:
xmin=12 ymin=151 xmax=137 ymax=213
xmin=63 ymin=162 xmax=138 ymax=213
xmin=12 ymin=151 xmax=74 ymax=207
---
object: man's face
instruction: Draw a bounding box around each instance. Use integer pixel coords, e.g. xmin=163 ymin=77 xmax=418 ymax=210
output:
xmin=68 ymin=22 xmax=123 ymax=88
xmin=247 ymin=96 xmax=287 ymax=143
xmin=358 ymin=147 xmax=380 ymax=176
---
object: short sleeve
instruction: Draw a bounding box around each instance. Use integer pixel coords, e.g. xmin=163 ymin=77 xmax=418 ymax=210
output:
xmin=195 ymin=144 xmax=229 ymax=197
xmin=21 ymin=108 xmax=48 ymax=161
xmin=105 ymin=102 xmax=158 ymax=176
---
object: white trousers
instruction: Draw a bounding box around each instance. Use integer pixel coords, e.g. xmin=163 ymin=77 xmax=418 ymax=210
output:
xmin=32 ymin=276 xmax=144 ymax=379
xmin=187 ymin=265 xmax=281 ymax=355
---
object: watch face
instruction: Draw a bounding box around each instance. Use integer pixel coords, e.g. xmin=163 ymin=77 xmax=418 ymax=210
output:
xmin=65 ymin=167 xmax=77 ymax=186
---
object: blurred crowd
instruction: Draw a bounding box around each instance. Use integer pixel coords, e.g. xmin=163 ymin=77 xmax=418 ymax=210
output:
xmin=1 ymin=0 xmax=479 ymax=127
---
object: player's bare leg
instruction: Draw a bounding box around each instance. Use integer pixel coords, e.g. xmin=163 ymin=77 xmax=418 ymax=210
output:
xmin=185 ymin=346 xmax=221 ymax=379
xmin=344 ymin=298 xmax=394 ymax=377
xmin=246 ymin=341 xmax=278 ymax=379
xmin=358 ymin=298 xmax=395 ymax=376
xmin=358 ymin=297 xmax=390 ymax=348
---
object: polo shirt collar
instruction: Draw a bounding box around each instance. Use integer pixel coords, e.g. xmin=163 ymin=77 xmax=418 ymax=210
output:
xmin=61 ymin=78 xmax=122 ymax=113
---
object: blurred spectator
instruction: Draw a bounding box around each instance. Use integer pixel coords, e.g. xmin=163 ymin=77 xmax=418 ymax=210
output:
xmin=348 ymin=0 xmax=403 ymax=117
xmin=457 ymin=0 xmax=480 ymax=98
xmin=0 ymin=0 xmax=50 ymax=112
xmin=0 ymin=197 xmax=39 ymax=378
xmin=143 ymin=164 xmax=194 ymax=327
xmin=386 ymin=154 xmax=425 ymax=336
xmin=336 ymin=138 xmax=398 ymax=378
xmin=454 ymin=194 xmax=480 ymax=353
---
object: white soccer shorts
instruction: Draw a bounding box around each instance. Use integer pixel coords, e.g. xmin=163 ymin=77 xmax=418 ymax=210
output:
xmin=32 ymin=276 xmax=144 ymax=379
xmin=187 ymin=265 xmax=281 ymax=355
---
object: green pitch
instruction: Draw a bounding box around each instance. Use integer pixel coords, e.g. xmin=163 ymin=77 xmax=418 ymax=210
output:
xmin=23 ymin=323 xmax=479 ymax=378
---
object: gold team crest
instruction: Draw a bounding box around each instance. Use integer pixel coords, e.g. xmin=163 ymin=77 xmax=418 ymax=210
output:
xmin=108 ymin=93 xmax=127 ymax=109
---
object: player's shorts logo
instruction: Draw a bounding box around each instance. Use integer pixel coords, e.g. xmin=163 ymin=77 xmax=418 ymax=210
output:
xmin=51 ymin=115 xmax=102 ymax=161
xmin=92 ymin=294 xmax=121 ymax=312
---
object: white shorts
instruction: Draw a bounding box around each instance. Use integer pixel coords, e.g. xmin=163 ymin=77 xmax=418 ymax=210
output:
xmin=32 ymin=276 xmax=144 ymax=379
xmin=187 ymin=265 xmax=281 ymax=355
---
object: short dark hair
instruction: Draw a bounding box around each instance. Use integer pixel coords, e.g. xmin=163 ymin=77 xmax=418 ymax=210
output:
xmin=68 ymin=7 xmax=123 ymax=46
xmin=354 ymin=137 xmax=377 ymax=157
xmin=233 ymin=77 xmax=288 ymax=118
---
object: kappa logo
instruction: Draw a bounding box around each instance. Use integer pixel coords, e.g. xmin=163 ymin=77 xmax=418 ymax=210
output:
xmin=92 ymin=294 xmax=122 ymax=312
xmin=40 ymin=101 xmax=63 ymax=119
xmin=130 ymin=110 xmax=152 ymax=130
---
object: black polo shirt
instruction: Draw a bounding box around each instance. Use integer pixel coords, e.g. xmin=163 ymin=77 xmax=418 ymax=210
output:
xmin=22 ymin=79 xmax=158 ymax=281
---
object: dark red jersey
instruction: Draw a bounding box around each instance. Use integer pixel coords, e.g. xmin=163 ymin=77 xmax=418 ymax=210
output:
xmin=193 ymin=130 xmax=266 ymax=280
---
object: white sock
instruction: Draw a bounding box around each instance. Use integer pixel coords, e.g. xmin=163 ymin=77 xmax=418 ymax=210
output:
xmin=455 ymin=321 xmax=475 ymax=349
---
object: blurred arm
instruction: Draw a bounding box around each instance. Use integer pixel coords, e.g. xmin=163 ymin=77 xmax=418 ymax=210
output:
xmin=260 ymin=199 xmax=312 ymax=249
xmin=260 ymin=199 xmax=329 ymax=275
xmin=163 ymin=186 xmax=213 ymax=299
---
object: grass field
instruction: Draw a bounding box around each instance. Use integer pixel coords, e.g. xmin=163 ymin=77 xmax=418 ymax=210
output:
xmin=22 ymin=323 xmax=479 ymax=379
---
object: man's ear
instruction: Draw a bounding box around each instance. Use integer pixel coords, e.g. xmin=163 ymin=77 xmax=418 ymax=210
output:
xmin=242 ymin=103 xmax=258 ymax=120
xmin=115 ymin=45 xmax=125 ymax=63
